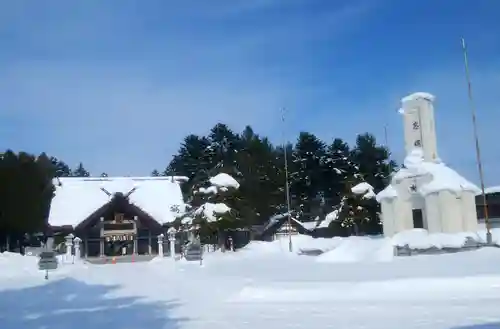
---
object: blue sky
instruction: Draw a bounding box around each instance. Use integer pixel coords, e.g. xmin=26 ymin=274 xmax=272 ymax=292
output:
xmin=1 ymin=0 xmax=499 ymax=185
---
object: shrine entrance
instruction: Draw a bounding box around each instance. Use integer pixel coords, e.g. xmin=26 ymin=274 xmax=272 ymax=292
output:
xmin=104 ymin=234 xmax=135 ymax=256
xmin=74 ymin=192 xmax=163 ymax=258
xmin=100 ymin=212 xmax=137 ymax=257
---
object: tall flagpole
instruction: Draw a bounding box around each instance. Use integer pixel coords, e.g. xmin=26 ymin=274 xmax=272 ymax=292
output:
xmin=461 ymin=37 xmax=491 ymax=244
xmin=281 ymin=108 xmax=293 ymax=252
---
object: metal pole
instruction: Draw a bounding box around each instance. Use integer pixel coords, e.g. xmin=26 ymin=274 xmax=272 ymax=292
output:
xmin=281 ymin=108 xmax=293 ymax=252
xmin=461 ymin=38 xmax=491 ymax=244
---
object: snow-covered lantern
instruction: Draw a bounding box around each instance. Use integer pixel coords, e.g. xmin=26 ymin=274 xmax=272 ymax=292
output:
xmin=167 ymin=227 xmax=177 ymax=259
xmin=73 ymin=237 xmax=82 ymax=260
xmin=157 ymin=234 xmax=164 ymax=257
xmin=167 ymin=227 xmax=177 ymax=241
xmin=64 ymin=233 xmax=74 ymax=261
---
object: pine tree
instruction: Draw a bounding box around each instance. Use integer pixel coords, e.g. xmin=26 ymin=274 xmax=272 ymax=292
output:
xmin=290 ymin=132 xmax=326 ymax=220
xmin=49 ymin=157 xmax=72 ymax=177
xmin=236 ymin=128 xmax=279 ymax=224
xmin=165 ymin=134 xmax=211 ymax=193
xmin=347 ymin=133 xmax=394 ymax=234
xmin=72 ymin=162 xmax=90 ymax=177
xmin=322 ymin=138 xmax=354 ymax=208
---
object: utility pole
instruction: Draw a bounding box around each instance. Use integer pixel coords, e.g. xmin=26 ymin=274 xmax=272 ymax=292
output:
xmin=281 ymin=108 xmax=293 ymax=252
xmin=461 ymin=37 xmax=491 ymax=244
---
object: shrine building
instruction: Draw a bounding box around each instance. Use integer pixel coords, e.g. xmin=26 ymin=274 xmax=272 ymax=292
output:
xmin=48 ymin=176 xmax=187 ymax=257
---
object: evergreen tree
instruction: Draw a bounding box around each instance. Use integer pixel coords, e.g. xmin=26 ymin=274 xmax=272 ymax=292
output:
xmin=345 ymin=134 xmax=394 ymax=235
xmin=206 ymin=123 xmax=241 ymax=176
xmin=166 ymin=134 xmax=211 ymax=192
xmin=236 ymin=127 xmax=277 ymax=224
xmin=49 ymin=157 xmax=72 ymax=177
xmin=164 ymin=122 xmax=398 ymax=237
xmin=72 ymin=162 xmax=90 ymax=177
xmin=0 ymin=150 xmax=56 ymax=251
xmin=290 ymin=132 xmax=326 ymax=219
xmin=322 ymin=138 xmax=354 ymax=209
xmin=350 ymin=133 xmax=394 ymax=191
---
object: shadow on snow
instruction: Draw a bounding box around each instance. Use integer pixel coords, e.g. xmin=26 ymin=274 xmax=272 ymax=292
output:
xmin=0 ymin=278 xmax=187 ymax=329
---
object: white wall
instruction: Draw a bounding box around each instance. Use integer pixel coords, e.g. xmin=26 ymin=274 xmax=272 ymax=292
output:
xmin=424 ymin=193 xmax=442 ymax=233
xmin=438 ymin=191 xmax=463 ymax=233
xmin=382 ymin=196 xmax=414 ymax=237
xmin=381 ymin=199 xmax=395 ymax=236
xmin=461 ymin=191 xmax=478 ymax=232
xmin=424 ymin=190 xmax=478 ymax=234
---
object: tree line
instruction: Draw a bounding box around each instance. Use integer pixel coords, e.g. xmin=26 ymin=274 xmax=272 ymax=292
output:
xmin=0 ymin=122 xmax=395 ymax=250
xmin=0 ymin=152 xmax=94 ymax=250
xmin=156 ymin=123 xmax=396 ymax=236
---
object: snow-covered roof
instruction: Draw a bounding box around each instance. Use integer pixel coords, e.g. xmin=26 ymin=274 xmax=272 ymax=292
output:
xmin=49 ymin=177 xmax=187 ymax=227
xmin=482 ymin=186 xmax=500 ymax=195
xmin=401 ymin=92 xmax=435 ymax=104
xmin=377 ymin=149 xmax=480 ymax=201
xmin=376 ymin=184 xmax=398 ymax=202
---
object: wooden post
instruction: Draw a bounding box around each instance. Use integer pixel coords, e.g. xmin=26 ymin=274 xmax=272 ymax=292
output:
xmin=133 ymin=216 xmax=138 ymax=255
xmin=148 ymin=231 xmax=152 ymax=255
xmin=461 ymin=38 xmax=491 ymax=244
xmin=99 ymin=217 xmax=104 ymax=257
xmin=84 ymin=236 xmax=88 ymax=259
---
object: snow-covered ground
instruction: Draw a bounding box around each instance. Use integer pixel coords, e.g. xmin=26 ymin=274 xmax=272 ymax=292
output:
xmin=2 ymin=233 xmax=500 ymax=329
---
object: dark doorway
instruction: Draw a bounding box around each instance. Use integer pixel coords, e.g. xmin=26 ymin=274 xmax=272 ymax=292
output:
xmin=412 ymin=209 xmax=424 ymax=229
xmin=105 ymin=240 xmax=133 ymax=256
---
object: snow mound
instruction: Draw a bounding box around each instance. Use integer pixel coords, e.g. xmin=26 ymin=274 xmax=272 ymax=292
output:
xmin=391 ymin=229 xmax=481 ymax=249
xmin=198 ymin=186 xmax=218 ymax=195
xmin=351 ymin=182 xmax=375 ymax=199
xmin=209 ymin=173 xmax=240 ymax=189
xmin=242 ymin=235 xmax=341 ymax=255
xmin=316 ymin=236 xmax=393 ymax=263
xmin=194 ymin=202 xmax=231 ymax=222
xmin=0 ymin=252 xmax=40 ymax=279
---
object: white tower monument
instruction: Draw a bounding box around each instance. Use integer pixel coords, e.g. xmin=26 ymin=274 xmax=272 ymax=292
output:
xmin=376 ymin=92 xmax=480 ymax=237
xmin=401 ymin=92 xmax=438 ymax=162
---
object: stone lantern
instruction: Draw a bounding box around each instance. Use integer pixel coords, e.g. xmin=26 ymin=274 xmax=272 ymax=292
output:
xmin=157 ymin=233 xmax=164 ymax=257
xmin=64 ymin=233 xmax=74 ymax=263
xmin=73 ymin=237 xmax=82 ymax=261
xmin=167 ymin=227 xmax=177 ymax=259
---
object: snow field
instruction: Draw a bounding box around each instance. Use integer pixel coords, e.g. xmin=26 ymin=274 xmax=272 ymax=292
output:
xmin=2 ymin=229 xmax=500 ymax=329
